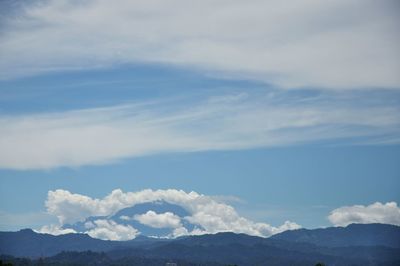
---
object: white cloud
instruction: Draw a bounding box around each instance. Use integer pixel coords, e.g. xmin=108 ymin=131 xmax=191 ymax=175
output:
xmin=45 ymin=188 xmax=200 ymax=225
xmin=0 ymin=92 xmax=398 ymax=170
xmin=328 ymin=202 xmax=400 ymax=227
xmin=37 ymin=224 xmax=77 ymax=235
xmin=44 ymin=188 xmax=300 ymax=239
xmin=184 ymin=211 xmax=300 ymax=237
xmin=45 ymin=189 xmax=109 ymax=225
xmin=134 ymin=211 xmax=182 ymax=229
xmin=1 ymin=0 xmax=399 ymax=89
xmin=119 ymin=215 xmax=130 ymax=221
xmin=171 ymin=226 xmax=190 ymax=238
xmin=84 ymin=221 xmax=95 ymax=229
xmin=86 ymin=219 xmax=139 ymax=241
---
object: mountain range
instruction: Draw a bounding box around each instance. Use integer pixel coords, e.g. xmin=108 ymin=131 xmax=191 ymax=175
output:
xmin=1 ymin=223 xmax=400 ymax=265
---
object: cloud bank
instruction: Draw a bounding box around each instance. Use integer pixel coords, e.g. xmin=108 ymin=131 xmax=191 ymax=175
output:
xmin=328 ymin=202 xmax=400 ymax=227
xmin=41 ymin=188 xmax=301 ymax=240
xmin=1 ymin=0 xmax=399 ymax=89
xmin=133 ymin=211 xmax=182 ymax=229
xmin=86 ymin=219 xmax=139 ymax=241
xmin=0 ymin=92 xmax=399 ymax=169
xmin=35 ymin=224 xmax=77 ymax=236
xmin=38 ymin=188 xmax=400 ymax=240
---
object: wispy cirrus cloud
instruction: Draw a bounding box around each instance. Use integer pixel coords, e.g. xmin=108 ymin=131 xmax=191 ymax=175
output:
xmin=0 ymin=0 xmax=399 ymax=89
xmin=0 ymin=91 xmax=399 ymax=170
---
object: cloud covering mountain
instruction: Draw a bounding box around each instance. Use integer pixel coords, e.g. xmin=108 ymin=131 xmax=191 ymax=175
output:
xmin=329 ymin=202 xmax=400 ymax=227
xmin=36 ymin=188 xmax=400 ymax=240
xmin=40 ymin=188 xmax=301 ymax=240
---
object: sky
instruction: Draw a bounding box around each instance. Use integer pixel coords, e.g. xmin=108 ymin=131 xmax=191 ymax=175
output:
xmin=0 ymin=0 xmax=399 ymax=239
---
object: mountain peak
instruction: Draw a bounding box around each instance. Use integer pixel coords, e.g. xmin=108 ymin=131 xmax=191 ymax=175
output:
xmin=63 ymin=201 xmax=196 ymax=239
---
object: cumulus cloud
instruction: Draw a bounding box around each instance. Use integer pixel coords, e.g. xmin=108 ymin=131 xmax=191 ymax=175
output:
xmin=134 ymin=211 xmax=182 ymax=229
xmin=37 ymin=224 xmax=77 ymax=235
xmin=86 ymin=219 xmax=139 ymax=241
xmin=328 ymin=202 xmax=400 ymax=227
xmin=44 ymin=188 xmax=301 ymax=239
xmin=84 ymin=221 xmax=95 ymax=229
xmin=0 ymin=0 xmax=399 ymax=89
xmin=185 ymin=212 xmax=300 ymax=237
xmin=0 ymin=92 xmax=398 ymax=170
xmin=45 ymin=189 xmax=115 ymax=225
xmin=171 ymin=226 xmax=191 ymax=238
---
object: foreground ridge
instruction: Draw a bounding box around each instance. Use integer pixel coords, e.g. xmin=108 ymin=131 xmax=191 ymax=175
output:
xmin=1 ymin=223 xmax=400 ymax=266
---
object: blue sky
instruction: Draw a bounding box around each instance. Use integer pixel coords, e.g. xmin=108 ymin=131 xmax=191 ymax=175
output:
xmin=0 ymin=0 xmax=399 ymax=238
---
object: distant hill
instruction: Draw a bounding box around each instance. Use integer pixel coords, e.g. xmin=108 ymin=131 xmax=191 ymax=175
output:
xmin=0 ymin=229 xmax=112 ymax=257
xmin=270 ymin=223 xmax=400 ymax=248
xmin=1 ymin=224 xmax=400 ymax=265
xmin=0 ymin=229 xmax=161 ymax=258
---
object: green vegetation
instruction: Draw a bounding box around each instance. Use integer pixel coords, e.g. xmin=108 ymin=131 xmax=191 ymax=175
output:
xmin=0 ymin=260 xmax=13 ymax=266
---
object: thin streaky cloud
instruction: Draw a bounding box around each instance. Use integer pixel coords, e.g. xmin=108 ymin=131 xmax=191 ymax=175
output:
xmin=0 ymin=92 xmax=398 ymax=170
xmin=0 ymin=0 xmax=399 ymax=89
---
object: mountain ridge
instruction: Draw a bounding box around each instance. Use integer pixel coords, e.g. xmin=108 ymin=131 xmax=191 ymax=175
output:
xmin=1 ymin=223 xmax=400 ymax=266
xmin=270 ymin=223 xmax=400 ymax=248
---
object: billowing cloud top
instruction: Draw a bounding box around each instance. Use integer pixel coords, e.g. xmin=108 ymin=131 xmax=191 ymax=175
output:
xmin=133 ymin=211 xmax=182 ymax=229
xmin=328 ymin=202 xmax=400 ymax=227
xmin=42 ymin=188 xmax=301 ymax=240
xmin=39 ymin=188 xmax=400 ymax=240
xmin=1 ymin=0 xmax=399 ymax=88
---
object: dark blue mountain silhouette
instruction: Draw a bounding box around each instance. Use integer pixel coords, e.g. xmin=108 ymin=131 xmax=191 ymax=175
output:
xmin=270 ymin=223 xmax=400 ymax=248
xmin=0 ymin=229 xmax=112 ymax=258
xmin=1 ymin=223 xmax=400 ymax=265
